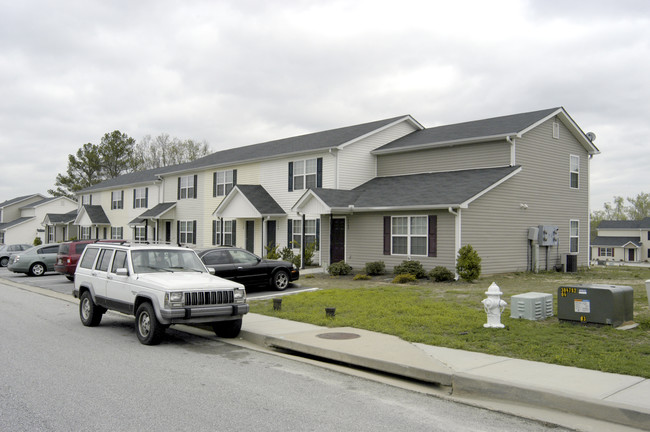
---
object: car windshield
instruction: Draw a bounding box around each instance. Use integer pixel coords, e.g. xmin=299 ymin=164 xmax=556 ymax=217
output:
xmin=131 ymin=249 xmax=206 ymax=273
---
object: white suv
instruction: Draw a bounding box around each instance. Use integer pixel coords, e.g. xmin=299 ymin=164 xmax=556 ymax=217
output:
xmin=73 ymin=243 xmax=249 ymax=345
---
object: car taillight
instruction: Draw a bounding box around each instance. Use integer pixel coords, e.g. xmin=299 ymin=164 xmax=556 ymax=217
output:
xmin=67 ymin=258 xmax=71 ymax=264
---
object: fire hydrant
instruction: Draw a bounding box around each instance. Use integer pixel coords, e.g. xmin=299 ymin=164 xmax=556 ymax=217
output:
xmin=482 ymin=282 xmax=507 ymax=328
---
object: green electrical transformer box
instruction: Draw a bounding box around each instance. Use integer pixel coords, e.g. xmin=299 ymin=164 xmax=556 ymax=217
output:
xmin=557 ymin=284 xmax=633 ymax=327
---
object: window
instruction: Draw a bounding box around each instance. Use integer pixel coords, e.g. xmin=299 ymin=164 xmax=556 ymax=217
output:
xmin=178 ymin=175 xmax=197 ymax=199
xmin=48 ymin=226 xmax=54 ymax=243
xmin=0 ymin=232 xmax=4 ymax=244
xmin=111 ymin=250 xmax=128 ymax=273
xmin=81 ymin=226 xmax=91 ymax=240
xmin=134 ymin=226 xmax=146 ymax=242
xmin=203 ymin=250 xmax=232 ymax=265
xmin=81 ymin=195 xmax=92 ymax=205
xmin=570 ymin=155 xmax=579 ymax=189
xmin=391 ymin=216 xmax=427 ymax=255
xmin=79 ymin=247 xmax=99 ymax=269
xmin=111 ymin=227 xmax=123 ymax=239
xmin=178 ymin=220 xmax=196 ymax=244
xmin=569 ymin=220 xmax=579 ymax=253
xmin=111 ymin=191 xmax=124 ymax=209
xmin=97 ymin=249 xmax=114 ymax=272
xmin=553 ymin=121 xmax=560 ymax=139
xmin=598 ymin=247 xmax=613 ymax=257
xmin=292 ymin=219 xmax=302 ymax=248
xmin=214 ymin=170 xmax=236 ymax=196
xmin=134 ymin=187 xmax=148 ymax=209
xmin=213 ymin=220 xmax=234 ymax=246
xmin=288 ymin=158 xmax=322 ymax=191
xmin=304 ymin=219 xmax=318 ymax=249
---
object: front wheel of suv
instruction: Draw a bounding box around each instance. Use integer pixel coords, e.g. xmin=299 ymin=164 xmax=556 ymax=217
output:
xmin=135 ymin=302 xmax=165 ymax=345
xmin=212 ymin=319 xmax=242 ymax=338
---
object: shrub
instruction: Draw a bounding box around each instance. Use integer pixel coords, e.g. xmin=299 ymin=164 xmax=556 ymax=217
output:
xmin=292 ymin=254 xmax=301 ymax=268
xmin=328 ymin=261 xmax=352 ymax=276
xmin=429 ymin=266 xmax=455 ymax=282
xmin=393 ymin=260 xmax=426 ymax=278
xmin=456 ymin=244 xmax=481 ymax=282
xmin=280 ymin=246 xmax=295 ymax=262
xmin=392 ymin=273 xmax=417 ymax=284
xmin=33 ymin=237 xmax=42 ymax=246
xmin=364 ymin=261 xmax=386 ymax=276
xmin=265 ymin=243 xmax=281 ymax=260
xmin=304 ymin=241 xmax=318 ymax=266
xmin=353 ymin=274 xmax=372 ymax=281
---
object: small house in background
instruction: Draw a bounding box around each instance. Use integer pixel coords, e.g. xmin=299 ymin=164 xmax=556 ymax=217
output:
xmin=592 ymin=218 xmax=650 ymax=263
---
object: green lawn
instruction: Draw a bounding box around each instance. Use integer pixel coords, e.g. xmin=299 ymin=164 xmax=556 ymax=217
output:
xmin=249 ymin=266 xmax=650 ymax=378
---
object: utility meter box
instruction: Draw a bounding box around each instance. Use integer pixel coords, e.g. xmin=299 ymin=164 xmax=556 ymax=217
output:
xmin=538 ymin=225 xmax=559 ymax=246
xmin=510 ymin=292 xmax=553 ymax=320
xmin=557 ymin=284 xmax=633 ymax=327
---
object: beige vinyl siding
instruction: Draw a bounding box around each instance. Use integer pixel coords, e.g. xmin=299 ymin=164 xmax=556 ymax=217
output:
xmin=461 ymin=118 xmax=591 ymax=274
xmin=377 ymin=141 xmax=510 ymax=177
xmin=341 ymin=211 xmax=456 ymax=272
xmin=338 ymin=121 xmax=418 ymax=189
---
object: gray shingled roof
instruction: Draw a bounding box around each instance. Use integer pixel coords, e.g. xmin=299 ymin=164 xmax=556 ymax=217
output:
xmin=592 ymin=236 xmax=642 ymax=247
xmin=309 ymin=166 xmax=520 ymax=210
xmin=373 ymin=108 xmax=562 ymax=153
xmin=130 ymin=202 xmax=176 ymax=224
xmin=598 ymin=218 xmax=650 ymax=229
xmin=79 ymin=116 xmax=411 ymax=193
xmin=235 ymin=185 xmax=285 ymax=215
xmin=45 ymin=210 xmax=77 ymax=224
xmin=0 ymin=217 xmax=34 ymax=230
xmin=0 ymin=194 xmax=43 ymax=209
xmin=83 ymin=205 xmax=110 ymax=224
xmin=20 ymin=197 xmax=56 ymax=208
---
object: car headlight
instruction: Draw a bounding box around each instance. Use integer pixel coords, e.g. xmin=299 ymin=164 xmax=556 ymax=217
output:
xmin=165 ymin=292 xmax=185 ymax=308
xmin=292 ymin=263 xmax=297 ymax=270
xmin=233 ymin=288 xmax=246 ymax=301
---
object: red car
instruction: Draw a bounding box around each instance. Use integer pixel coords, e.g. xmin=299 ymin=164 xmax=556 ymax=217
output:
xmin=55 ymin=240 xmax=124 ymax=281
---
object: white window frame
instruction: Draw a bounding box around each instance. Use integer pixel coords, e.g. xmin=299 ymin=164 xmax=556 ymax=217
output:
xmin=48 ymin=226 xmax=54 ymax=243
xmin=598 ymin=247 xmax=613 ymax=257
xmin=111 ymin=191 xmax=123 ymax=210
xmin=134 ymin=187 xmax=147 ymax=209
xmin=81 ymin=195 xmax=91 ymax=205
xmin=570 ymin=155 xmax=579 ymax=189
xmin=292 ymin=158 xmax=317 ymax=191
xmin=214 ymin=220 xmax=233 ymax=246
xmin=179 ymin=221 xmax=194 ymax=244
xmin=111 ymin=227 xmax=123 ymax=239
xmin=215 ymin=170 xmax=234 ymax=196
xmin=134 ymin=226 xmax=146 ymax=242
xmin=81 ymin=226 xmax=91 ymax=240
xmin=553 ymin=121 xmax=560 ymax=139
xmin=179 ymin=175 xmax=195 ymax=199
xmin=569 ymin=220 xmax=579 ymax=253
xmin=304 ymin=219 xmax=317 ymax=249
xmin=391 ymin=216 xmax=428 ymax=256
xmin=292 ymin=219 xmax=302 ymax=248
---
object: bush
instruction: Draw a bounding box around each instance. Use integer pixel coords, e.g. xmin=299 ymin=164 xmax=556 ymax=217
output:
xmin=394 ymin=260 xmax=426 ymax=278
xmin=429 ymin=266 xmax=455 ymax=282
xmin=304 ymin=241 xmax=318 ymax=266
xmin=364 ymin=261 xmax=385 ymax=276
xmin=456 ymin=244 xmax=481 ymax=282
xmin=265 ymin=243 xmax=281 ymax=260
xmin=353 ymin=274 xmax=372 ymax=281
xmin=280 ymin=246 xmax=295 ymax=262
xmin=328 ymin=261 xmax=352 ymax=276
xmin=392 ymin=273 xmax=417 ymax=284
xmin=33 ymin=237 xmax=42 ymax=246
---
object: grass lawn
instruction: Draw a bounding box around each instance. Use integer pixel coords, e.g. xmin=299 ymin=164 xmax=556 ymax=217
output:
xmin=249 ymin=265 xmax=650 ymax=378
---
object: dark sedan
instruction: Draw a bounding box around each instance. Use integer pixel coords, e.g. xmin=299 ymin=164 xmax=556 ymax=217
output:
xmin=197 ymin=247 xmax=299 ymax=290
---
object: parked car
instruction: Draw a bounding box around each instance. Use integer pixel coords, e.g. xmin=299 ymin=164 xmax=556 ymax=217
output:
xmin=7 ymin=244 xmax=60 ymax=276
xmin=197 ymin=247 xmax=299 ymax=290
xmin=74 ymin=243 xmax=248 ymax=345
xmin=0 ymin=243 xmax=32 ymax=267
xmin=55 ymin=239 xmax=124 ymax=281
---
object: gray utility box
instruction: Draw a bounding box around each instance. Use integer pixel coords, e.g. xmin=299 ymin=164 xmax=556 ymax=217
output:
xmin=510 ymin=292 xmax=553 ymax=320
xmin=557 ymin=284 xmax=633 ymax=327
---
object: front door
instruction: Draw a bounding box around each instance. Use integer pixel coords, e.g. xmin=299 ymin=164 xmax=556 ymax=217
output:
xmin=246 ymin=220 xmax=255 ymax=253
xmin=165 ymin=222 xmax=171 ymax=243
xmin=331 ymin=218 xmax=345 ymax=263
xmin=629 ymin=248 xmax=635 ymax=261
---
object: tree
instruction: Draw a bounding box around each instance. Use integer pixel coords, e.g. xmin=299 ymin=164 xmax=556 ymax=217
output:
xmin=133 ymin=134 xmax=211 ymax=170
xmin=99 ymin=130 xmax=137 ymax=178
xmin=48 ymin=143 xmax=104 ymax=198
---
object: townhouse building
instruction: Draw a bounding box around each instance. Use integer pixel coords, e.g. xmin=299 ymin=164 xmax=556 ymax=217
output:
xmin=591 ymin=219 xmax=650 ymax=263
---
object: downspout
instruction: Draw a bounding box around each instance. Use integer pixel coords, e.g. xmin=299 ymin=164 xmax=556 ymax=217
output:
xmin=448 ymin=207 xmax=461 ymax=280
xmin=506 ymin=136 xmax=516 ymax=166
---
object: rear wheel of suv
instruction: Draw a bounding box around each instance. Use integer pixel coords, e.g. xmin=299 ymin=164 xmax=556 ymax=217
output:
xmin=80 ymin=291 xmax=103 ymax=326
xmin=212 ymin=319 xmax=242 ymax=338
xmin=135 ymin=302 xmax=165 ymax=345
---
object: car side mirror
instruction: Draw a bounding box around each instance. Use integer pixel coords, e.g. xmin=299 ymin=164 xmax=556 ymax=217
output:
xmin=115 ymin=268 xmax=129 ymax=276
xmin=208 ymin=267 xmax=216 ymax=275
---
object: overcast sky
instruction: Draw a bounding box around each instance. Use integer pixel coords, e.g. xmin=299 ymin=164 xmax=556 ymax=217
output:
xmin=1 ymin=0 xmax=649 ymax=211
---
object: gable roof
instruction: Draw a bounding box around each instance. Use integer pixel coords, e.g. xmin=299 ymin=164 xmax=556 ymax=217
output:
xmin=75 ymin=205 xmax=110 ymax=225
xmin=0 ymin=216 xmax=34 ymax=231
xmin=592 ymin=236 xmax=642 ymax=248
xmin=372 ymin=107 xmax=599 ymax=155
xmin=0 ymin=194 xmax=45 ymax=209
xmin=598 ymin=218 xmax=650 ymax=229
xmin=78 ymin=165 xmax=180 ymax=193
xmin=295 ymin=166 xmax=521 ymax=212
xmin=214 ymin=185 xmax=285 ymax=217
xmin=44 ymin=210 xmax=78 ymax=224
xmin=130 ymin=202 xmax=177 ymax=224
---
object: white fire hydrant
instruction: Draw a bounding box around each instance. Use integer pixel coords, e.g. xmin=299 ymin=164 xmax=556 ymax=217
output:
xmin=482 ymin=282 xmax=507 ymax=328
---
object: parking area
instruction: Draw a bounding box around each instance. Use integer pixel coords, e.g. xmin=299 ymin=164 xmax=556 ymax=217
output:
xmin=0 ymin=266 xmax=317 ymax=299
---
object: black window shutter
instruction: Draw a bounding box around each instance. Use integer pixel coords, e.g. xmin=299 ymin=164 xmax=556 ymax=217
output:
xmin=120 ymin=190 xmax=124 ymax=209
xmin=193 ymin=175 xmax=198 ymax=199
xmin=90 ymin=195 xmax=92 ymax=205
xmin=212 ymin=220 xmax=216 ymax=245
xmin=231 ymin=220 xmax=236 ymax=246
xmin=232 ymin=169 xmax=237 ymax=186
xmin=177 ymin=221 xmax=180 ymax=244
xmin=193 ymin=220 xmax=197 ymax=244
xmin=316 ymin=219 xmax=320 ymax=250
xmin=317 ymin=157 xmax=323 ymax=188
xmin=428 ymin=215 xmax=437 ymax=257
xmin=133 ymin=189 xmax=136 ymax=208
xmin=177 ymin=177 xmax=181 ymax=200
xmin=287 ymin=219 xmax=293 ymax=246
xmin=383 ymin=216 xmax=391 ymax=255
xmin=288 ymin=162 xmax=293 ymax=192
xmin=145 ymin=188 xmax=148 ymax=208
xmin=213 ymin=172 xmax=216 ymax=197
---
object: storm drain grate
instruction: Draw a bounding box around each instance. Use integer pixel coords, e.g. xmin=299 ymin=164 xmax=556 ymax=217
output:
xmin=316 ymin=332 xmax=360 ymax=340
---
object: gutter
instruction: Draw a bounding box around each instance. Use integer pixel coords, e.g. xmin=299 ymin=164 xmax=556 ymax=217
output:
xmin=448 ymin=207 xmax=461 ymax=280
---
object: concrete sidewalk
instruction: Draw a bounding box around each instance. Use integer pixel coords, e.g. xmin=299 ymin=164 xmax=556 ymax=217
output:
xmin=240 ymin=313 xmax=650 ymax=431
